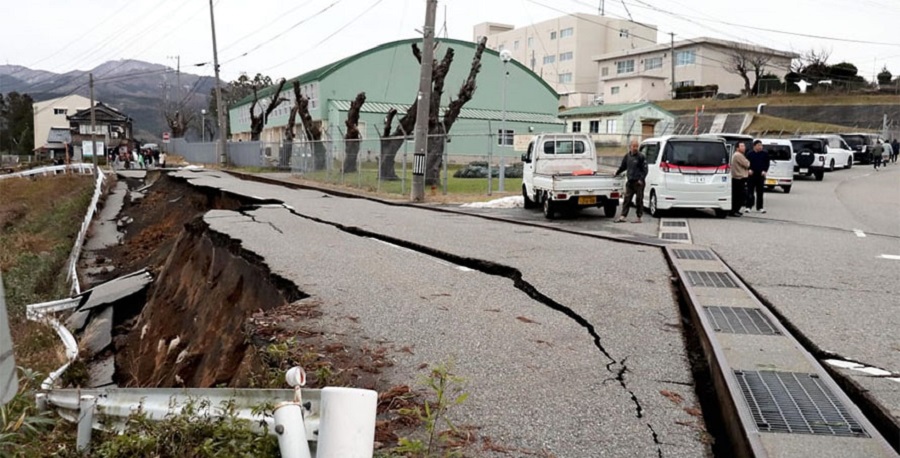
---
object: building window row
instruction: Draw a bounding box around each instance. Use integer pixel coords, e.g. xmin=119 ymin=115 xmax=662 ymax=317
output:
xmin=644 ymin=57 xmax=663 ymax=70
xmin=559 ymin=51 xmax=573 ymax=62
xmin=543 ymin=55 xmax=555 ymax=65
xmin=676 ymin=80 xmax=695 ymax=88
xmin=550 ymin=27 xmax=574 ymax=40
xmin=558 ymin=73 xmax=573 ymax=83
xmin=570 ymin=119 xmax=617 ymax=134
xmin=616 ymin=59 xmax=635 ymax=74
xmin=675 ymin=49 xmax=696 ymax=66
xmin=53 ymin=108 xmax=68 ymax=115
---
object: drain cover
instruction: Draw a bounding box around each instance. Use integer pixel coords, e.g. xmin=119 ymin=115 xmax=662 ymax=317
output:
xmin=661 ymin=232 xmax=689 ymax=240
xmin=673 ymin=249 xmax=714 ymax=260
xmin=662 ymin=221 xmax=687 ymax=227
xmin=704 ymin=306 xmax=781 ymax=335
xmin=734 ymin=370 xmax=869 ymax=437
xmin=685 ymin=270 xmax=738 ymax=288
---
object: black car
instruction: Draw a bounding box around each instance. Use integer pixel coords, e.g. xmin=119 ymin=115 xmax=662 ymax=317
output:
xmin=839 ymin=133 xmax=879 ymax=164
xmin=789 ymin=138 xmax=826 ymax=181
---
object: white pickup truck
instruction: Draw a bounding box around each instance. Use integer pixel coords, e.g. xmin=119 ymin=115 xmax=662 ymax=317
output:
xmin=521 ymin=133 xmax=625 ymax=219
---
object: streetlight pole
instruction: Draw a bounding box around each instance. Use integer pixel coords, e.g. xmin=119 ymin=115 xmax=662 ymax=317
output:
xmin=499 ymin=50 xmax=512 ymax=192
xmin=201 ymin=109 xmax=207 ymax=141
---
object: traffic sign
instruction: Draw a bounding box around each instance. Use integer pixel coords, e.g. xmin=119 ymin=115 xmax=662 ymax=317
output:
xmin=162 ymin=132 xmax=171 ymax=143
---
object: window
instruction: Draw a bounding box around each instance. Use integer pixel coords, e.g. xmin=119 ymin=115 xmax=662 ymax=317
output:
xmin=559 ymin=51 xmax=573 ymax=62
xmin=558 ymin=73 xmax=572 ymax=83
xmin=514 ymin=40 xmax=519 ymax=50
xmin=543 ymin=140 xmax=586 ymax=155
xmin=616 ymin=59 xmax=635 ymax=74
xmin=589 ymin=120 xmax=600 ymax=133
xmin=53 ymin=108 xmax=67 ymax=115
xmin=610 ymin=86 xmax=620 ymax=95
xmin=601 ymin=67 xmax=609 ymax=77
xmin=644 ymin=57 xmax=663 ymax=70
xmin=606 ymin=119 xmax=617 ymax=133
xmin=560 ymin=27 xmax=573 ymax=38
xmin=663 ymin=141 xmax=728 ymax=166
xmin=550 ymin=31 xmax=557 ymax=40
xmin=676 ymin=80 xmax=695 ymax=88
xmin=675 ymin=49 xmax=696 ymax=66
xmin=641 ymin=143 xmax=661 ymax=163
xmin=543 ymin=55 xmax=556 ymax=65
xmin=571 ymin=121 xmax=581 ymax=132
xmin=619 ymin=28 xmax=630 ymax=38
xmin=497 ymin=129 xmax=514 ymax=146
xmin=527 ymin=37 xmax=534 ymax=47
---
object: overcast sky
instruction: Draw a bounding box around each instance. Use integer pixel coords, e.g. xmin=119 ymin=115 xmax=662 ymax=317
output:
xmin=3 ymin=0 xmax=900 ymax=83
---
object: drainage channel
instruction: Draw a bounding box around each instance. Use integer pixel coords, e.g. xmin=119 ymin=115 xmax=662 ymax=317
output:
xmin=225 ymin=171 xmax=896 ymax=456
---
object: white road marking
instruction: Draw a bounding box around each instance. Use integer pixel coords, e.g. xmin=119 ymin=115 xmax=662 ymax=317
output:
xmin=824 ymin=359 xmax=863 ymax=370
xmin=367 ymin=238 xmax=473 ymax=272
xmin=853 ymin=229 xmax=866 ymax=238
xmin=879 ymin=254 xmax=900 ymax=260
xmin=825 ymin=359 xmax=898 ymax=378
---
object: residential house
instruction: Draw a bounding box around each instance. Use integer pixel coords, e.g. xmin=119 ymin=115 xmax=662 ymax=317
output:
xmin=32 ymin=94 xmax=91 ymax=159
xmin=67 ymin=102 xmax=133 ymax=160
xmin=558 ymin=102 xmax=675 ymax=146
xmin=473 ymin=14 xmax=657 ymax=108
xmin=594 ymin=37 xmax=797 ymax=104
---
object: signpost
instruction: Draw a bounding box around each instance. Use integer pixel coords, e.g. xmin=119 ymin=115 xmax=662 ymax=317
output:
xmin=162 ymin=132 xmax=171 ymax=144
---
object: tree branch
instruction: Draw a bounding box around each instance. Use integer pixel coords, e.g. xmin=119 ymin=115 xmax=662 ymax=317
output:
xmin=443 ymin=36 xmax=487 ymax=132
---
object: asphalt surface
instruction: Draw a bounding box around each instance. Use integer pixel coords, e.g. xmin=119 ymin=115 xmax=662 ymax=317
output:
xmin=172 ymin=169 xmax=710 ymax=457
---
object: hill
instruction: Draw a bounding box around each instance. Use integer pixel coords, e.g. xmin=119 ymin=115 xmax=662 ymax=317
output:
xmin=0 ymin=60 xmax=218 ymax=141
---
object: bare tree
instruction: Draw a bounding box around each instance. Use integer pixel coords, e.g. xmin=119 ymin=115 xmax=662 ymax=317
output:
xmin=249 ymin=78 xmax=287 ymax=141
xmin=164 ymin=110 xmax=195 ymax=138
xmin=293 ymin=80 xmax=328 ymax=170
xmin=342 ymin=92 xmax=367 ymax=173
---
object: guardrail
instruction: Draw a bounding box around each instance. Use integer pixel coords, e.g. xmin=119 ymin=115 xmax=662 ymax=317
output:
xmin=65 ymin=166 xmax=106 ymax=295
xmin=26 ymin=299 xmax=80 ymax=391
xmin=0 ymin=163 xmax=96 ymax=180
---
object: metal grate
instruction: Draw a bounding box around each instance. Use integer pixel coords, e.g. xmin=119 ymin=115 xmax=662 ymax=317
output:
xmin=685 ymin=270 xmax=738 ymax=288
xmin=661 ymin=232 xmax=689 ymax=240
xmin=662 ymin=221 xmax=687 ymax=227
xmin=704 ymin=306 xmax=781 ymax=335
xmin=733 ymin=370 xmax=869 ymax=437
xmin=673 ymin=249 xmax=714 ymax=260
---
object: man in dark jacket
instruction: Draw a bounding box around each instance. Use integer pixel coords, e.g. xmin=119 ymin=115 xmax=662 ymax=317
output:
xmin=745 ymin=140 xmax=770 ymax=213
xmin=891 ymin=138 xmax=899 ymax=163
xmin=614 ymin=140 xmax=648 ymax=223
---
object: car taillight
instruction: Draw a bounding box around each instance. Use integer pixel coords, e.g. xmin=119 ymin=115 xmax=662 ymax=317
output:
xmin=818 ymin=156 xmax=824 ymax=162
xmin=556 ymin=193 xmax=567 ymax=200
xmin=660 ymin=161 xmax=672 ymax=172
xmin=720 ymin=164 xmax=731 ymax=174
xmin=610 ymin=192 xmax=621 ymax=199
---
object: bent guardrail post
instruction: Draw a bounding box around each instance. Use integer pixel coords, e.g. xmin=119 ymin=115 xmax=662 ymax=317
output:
xmin=275 ymin=367 xmax=312 ymax=458
xmin=76 ymin=394 xmax=96 ymax=452
xmin=317 ymin=387 xmax=378 ymax=458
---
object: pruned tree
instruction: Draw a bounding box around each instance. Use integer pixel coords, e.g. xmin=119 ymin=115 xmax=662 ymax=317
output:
xmin=164 ymin=110 xmax=195 ymax=138
xmin=792 ymin=48 xmax=831 ymax=81
xmin=293 ymin=80 xmax=328 ymax=170
xmin=342 ymin=92 xmax=367 ymax=173
xmin=723 ymin=46 xmax=771 ymax=96
xmin=378 ymin=37 xmax=488 ymax=183
xmin=249 ymin=78 xmax=287 ymax=141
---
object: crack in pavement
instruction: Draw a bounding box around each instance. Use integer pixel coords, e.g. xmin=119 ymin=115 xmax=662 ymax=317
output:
xmin=261 ymin=202 xmax=664 ymax=455
xmin=760 ymin=283 xmax=890 ymax=295
xmin=237 ymin=207 xmax=285 ymax=234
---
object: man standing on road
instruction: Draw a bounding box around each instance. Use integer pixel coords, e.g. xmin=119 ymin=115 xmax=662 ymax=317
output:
xmin=872 ymin=141 xmax=884 ymax=171
xmin=730 ymin=142 xmax=750 ymax=217
xmin=891 ymin=138 xmax=899 ymax=163
xmin=746 ymin=140 xmax=770 ymax=213
xmin=614 ymin=140 xmax=648 ymax=223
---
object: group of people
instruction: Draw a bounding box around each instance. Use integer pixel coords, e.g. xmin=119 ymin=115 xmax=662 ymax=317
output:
xmin=111 ymin=148 xmax=166 ymax=170
xmin=871 ymin=138 xmax=898 ymax=170
xmin=729 ymin=140 xmax=770 ymax=216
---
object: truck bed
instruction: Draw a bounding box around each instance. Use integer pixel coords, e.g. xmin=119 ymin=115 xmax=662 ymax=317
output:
xmin=532 ymin=172 xmax=623 ymax=193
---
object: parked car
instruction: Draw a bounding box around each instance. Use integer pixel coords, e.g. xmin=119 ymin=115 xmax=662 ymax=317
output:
xmin=789 ymin=138 xmax=826 ymax=181
xmin=641 ymin=135 xmax=732 ymax=218
xmin=804 ymin=135 xmax=854 ymax=171
xmin=521 ymin=133 xmax=624 ymax=219
xmin=757 ymin=139 xmax=794 ymax=193
xmin=839 ymin=133 xmax=880 ymax=164
xmin=700 ymin=133 xmax=754 ymax=155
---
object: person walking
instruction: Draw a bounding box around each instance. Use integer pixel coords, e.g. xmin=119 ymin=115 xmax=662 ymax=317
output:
xmin=890 ymin=138 xmax=899 ymax=163
xmin=872 ymin=140 xmax=884 ymax=171
xmin=730 ymin=142 xmax=751 ymax=216
xmin=881 ymin=139 xmax=893 ymax=167
xmin=745 ymin=140 xmax=770 ymax=213
xmin=614 ymin=140 xmax=648 ymax=223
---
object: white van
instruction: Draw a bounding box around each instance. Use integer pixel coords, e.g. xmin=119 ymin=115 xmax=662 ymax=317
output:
xmin=756 ymin=138 xmax=794 ymax=193
xmin=805 ymin=135 xmax=854 ymax=171
xmin=641 ymin=136 xmax=732 ymax=218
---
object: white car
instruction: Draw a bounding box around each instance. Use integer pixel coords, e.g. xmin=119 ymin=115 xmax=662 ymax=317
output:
xmin=757 ymin=138 xmax=794 ymax=193
xmin=641 ymin=135 xmax=732 ymax=218
xmin=805 ymin=135 xmax=854 ymax=171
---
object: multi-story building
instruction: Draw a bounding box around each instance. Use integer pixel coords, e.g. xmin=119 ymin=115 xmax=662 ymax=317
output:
xmin=593 ymin=37 xmax=796 ymax=104
xmin=32 ymin=94 xmax=91 ymax=159
xmin=473 ymin=14 xmax=658 ymax=108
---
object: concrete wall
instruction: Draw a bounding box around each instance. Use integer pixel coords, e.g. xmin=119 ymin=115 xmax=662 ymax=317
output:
xmin=667 ymin=104 xmax=900 ymax=133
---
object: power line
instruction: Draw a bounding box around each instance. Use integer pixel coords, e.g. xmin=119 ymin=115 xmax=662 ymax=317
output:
xmin=218 ymin=0 xmax=319 ymax=54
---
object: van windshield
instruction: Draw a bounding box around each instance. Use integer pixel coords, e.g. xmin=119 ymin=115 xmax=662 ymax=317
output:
xmin=663 ymin=141 xmax=728 ymax=167
xmin=762 ymin=145 xmax=792 ymax=160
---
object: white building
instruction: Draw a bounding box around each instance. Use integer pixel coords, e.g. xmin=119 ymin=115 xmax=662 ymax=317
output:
xmin=32 ymin=94 xmax=92 ymax=158
xmin=473 ymin=14 xmax=657 ymax=108
xmin=593 ymin=37 xmax=796 ymax=104
xmin=558 ymin=102 xmax=675 ymax=145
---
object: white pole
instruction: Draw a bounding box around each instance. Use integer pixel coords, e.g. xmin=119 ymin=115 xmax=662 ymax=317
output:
xmin=316 ymin=387 xmax=377 ymax=458
xmin=76 ymin=395 xmax=96 ymax=452
xmin=274 ymin=402 xmax=311 ymax=458
xmin=499 ymin=59 xmax=508 ymax=192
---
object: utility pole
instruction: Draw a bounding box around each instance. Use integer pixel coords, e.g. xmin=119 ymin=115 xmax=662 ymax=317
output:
xmin=209 ymin=0 xmax=227 ymax=166
xmin=90 ymin=73 xmax=98 ymax=169
xmin=669 ymin=32 xmax=676 ymax=99
xmin=168 ymin=55 xmax=181 ymax=101
xmin=599 ymin=0 xmax=605 ymax=16
xmin=411 ymin=0 xmax=437 ymax=202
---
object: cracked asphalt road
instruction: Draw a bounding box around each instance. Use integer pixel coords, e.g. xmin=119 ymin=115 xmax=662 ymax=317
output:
xmin=174 ymin=169 xmax=710 ymax=457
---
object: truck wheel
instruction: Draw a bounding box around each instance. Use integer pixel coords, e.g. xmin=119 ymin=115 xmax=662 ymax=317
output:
xmin=814 ymin=170 xmax=824 ymax=181
xmin=542 ymin=196 xmax=556 ymax=219
xmin=603 ymin=201 xmax=618 ymax=218
xmin=649 ymin=192 xmax=661 ymax=217
xmin=522 ymin=185 xmax=536 ymax=209
xmin=714 ymin=209 xmax=728 ymax=219
xmin=782 ymin=185 xmax=792 ymax=194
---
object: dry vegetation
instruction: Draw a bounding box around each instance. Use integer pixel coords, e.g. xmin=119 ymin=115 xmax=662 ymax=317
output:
xmin=656 ymin=93 xmax=900 ymax=112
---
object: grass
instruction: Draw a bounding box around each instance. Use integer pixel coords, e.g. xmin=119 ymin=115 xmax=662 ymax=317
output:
xmin=656 ymin=93 xmax=900 ymax=112
xmin=745 ymin=114 xmax=875 ymax=136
